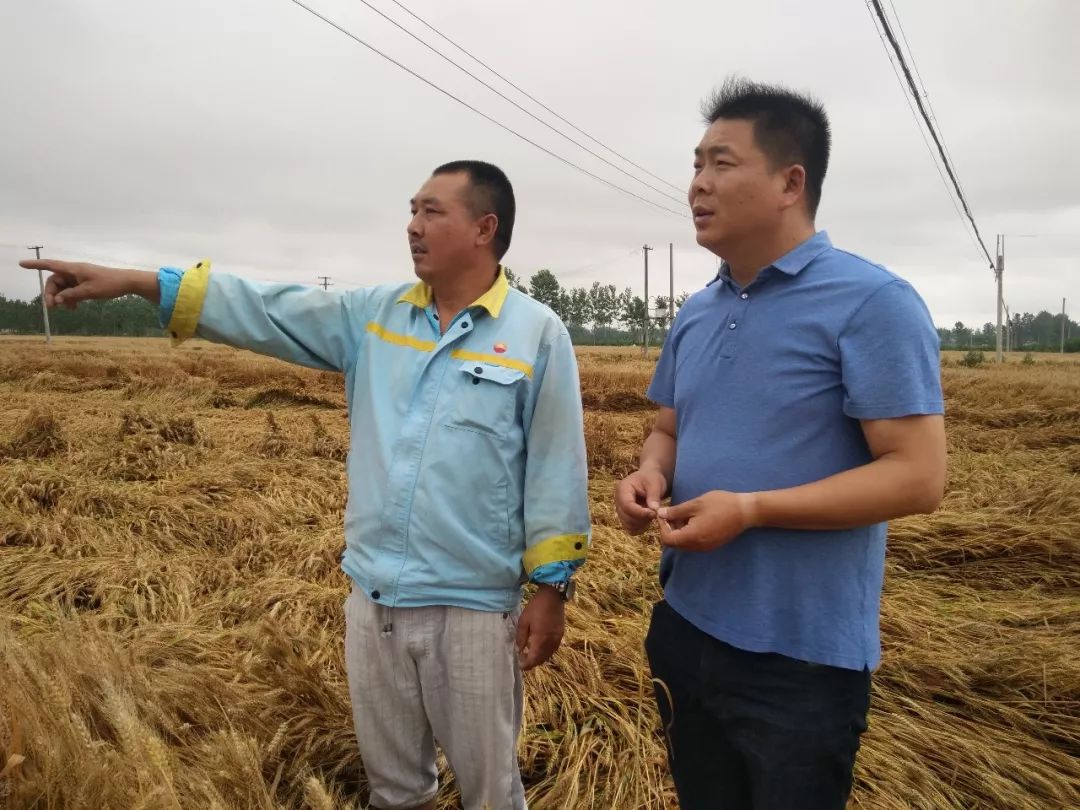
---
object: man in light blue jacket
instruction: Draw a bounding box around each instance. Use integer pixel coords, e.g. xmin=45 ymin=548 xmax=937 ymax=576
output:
xmin=23 ymin=160 xmax=590 ymax=810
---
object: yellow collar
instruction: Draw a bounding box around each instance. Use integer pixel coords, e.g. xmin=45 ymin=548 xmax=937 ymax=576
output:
xmin=398 ymin=266 xmax=510 ymax=318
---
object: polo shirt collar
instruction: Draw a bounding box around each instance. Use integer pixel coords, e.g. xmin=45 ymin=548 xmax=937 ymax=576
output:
xmin=398 ymin=265 xmax=510 ymax=318
xmin=712 ymin=231 xmax=833 ymax=284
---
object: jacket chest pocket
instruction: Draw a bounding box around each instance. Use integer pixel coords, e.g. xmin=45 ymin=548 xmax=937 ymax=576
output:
xmin=442 ymin=361 xmax=526 ymax=437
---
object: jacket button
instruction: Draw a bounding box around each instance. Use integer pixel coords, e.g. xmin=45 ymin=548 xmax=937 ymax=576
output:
xmin=371 ymin=590 xmax=381 ymax=600
xmin=474 ymin=366 xmax=484 ymax=374
xmin=575 ymin=542 xmax=583 ymax=550
xmin=472 ymin=378 xmax=481 ymax=385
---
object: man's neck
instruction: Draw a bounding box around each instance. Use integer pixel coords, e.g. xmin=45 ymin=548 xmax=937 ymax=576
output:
xmin=431 ymin=263 xmax=500 ymax=334
xmin=723 ymin=222 xmax=816 ymax=288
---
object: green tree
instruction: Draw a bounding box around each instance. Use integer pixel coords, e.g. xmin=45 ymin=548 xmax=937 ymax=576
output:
xmin=0 ymin=294 xmax=162 ymax=336
xmin=952 ymin=321 xmax=972 ymax=348
xmin=528 ymin=269 xmax=563 ymax=316
xmin=621 ymin=293 xmax=647 ymax=342
xmin=502 ymin=266 xmax=529 ymax=293
xmin=561 ymin=287 xmax=590 ymax=331
xmin=653 ymin=295 xmax=671 ymax=331
xmin=587 ymin=282 xmax=620 ymax=332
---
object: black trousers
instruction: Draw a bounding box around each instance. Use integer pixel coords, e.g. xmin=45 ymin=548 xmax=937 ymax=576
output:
xmin=645 ymin=600 xmax=871 ymax=810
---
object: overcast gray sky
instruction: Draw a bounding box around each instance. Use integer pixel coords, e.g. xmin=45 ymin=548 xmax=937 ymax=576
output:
xmin=1 ymin=0 xmax=1076 ymax=329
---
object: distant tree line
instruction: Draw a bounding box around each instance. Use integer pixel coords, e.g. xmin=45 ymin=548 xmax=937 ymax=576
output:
xmin=0 ymin=294 xmax=164 ymax=337
xmin=3 ymin=270 xmax=1077 ymax=352
xmin=939 ymin=312 xmax=1080 ymax=353
xmin=503 ymin=267 xmax=687 ymax=346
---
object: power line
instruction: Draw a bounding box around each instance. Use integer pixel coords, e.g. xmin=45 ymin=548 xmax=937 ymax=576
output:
xmin=863 ymin=2 xmax=984 ymax=261
xmin=386 ymin=0 xmax=685 ymax=195
xmin=352 ymin=0 xmax=687 ymax=208
xmin=885 ymin=1 xmax=954 ymax=163
xmin=285 ymin=1 xmax=686 ymax=218
xmin=867 ymin=0 xmax=994 ymax=270
xmin=884 ymin=0 xmax=970 ymax=216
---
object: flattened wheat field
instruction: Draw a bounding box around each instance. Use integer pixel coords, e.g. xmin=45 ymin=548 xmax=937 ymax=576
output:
xmin=1 ymin=337 xmax=1077 ymax=809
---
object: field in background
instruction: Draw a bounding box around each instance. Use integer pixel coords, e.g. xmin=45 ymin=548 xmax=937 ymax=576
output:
xmin=0 ymin=337 xmax=1077 ymax=809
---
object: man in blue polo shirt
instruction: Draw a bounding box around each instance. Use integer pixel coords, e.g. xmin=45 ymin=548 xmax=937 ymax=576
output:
xmin=615 ymin=79 xmax=946 ymax=809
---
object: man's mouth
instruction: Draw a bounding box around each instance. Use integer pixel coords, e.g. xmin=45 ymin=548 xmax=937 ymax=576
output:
xmin=691 ymin=204 xmax=714 ymax=226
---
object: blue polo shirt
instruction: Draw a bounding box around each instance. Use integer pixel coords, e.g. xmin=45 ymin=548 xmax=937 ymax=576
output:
xmin=647 ymin=232 xmax=943 ymax=670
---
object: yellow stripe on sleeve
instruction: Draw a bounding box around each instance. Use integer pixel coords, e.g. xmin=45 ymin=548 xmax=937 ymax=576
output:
xmin=167 ymin=260 xmax=212 ymax=346
xmin=523 ymin=533 xmax=588 ymax=575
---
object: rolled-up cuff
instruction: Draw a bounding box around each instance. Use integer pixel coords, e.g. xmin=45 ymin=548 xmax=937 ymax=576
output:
xmin=166 ymin=260 xmax=211 ymax=346
xmin=157 ymin=267 xmax=183 ymax=329
xmin=523 ymin=533 xmax=588 ymax=578
xmin=529 ymin=559 xmax=583 ymax=585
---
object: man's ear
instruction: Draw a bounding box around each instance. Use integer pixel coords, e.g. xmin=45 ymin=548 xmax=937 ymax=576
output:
xmin=780 ymin=164 xmax=807 ymax=212
xmin=476 ymin=212 xmax=499 ymax=249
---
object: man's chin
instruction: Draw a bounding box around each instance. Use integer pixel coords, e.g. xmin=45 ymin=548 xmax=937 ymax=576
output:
xmin=694 ymin=229 xmax=717 ymax=249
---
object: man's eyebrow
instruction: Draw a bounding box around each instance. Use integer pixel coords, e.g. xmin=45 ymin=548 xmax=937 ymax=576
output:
xmin=694 ymin=145 xmax=735 ymax=159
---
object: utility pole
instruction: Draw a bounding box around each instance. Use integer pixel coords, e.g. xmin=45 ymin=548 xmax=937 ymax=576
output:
xmin=668 ymin=243 xmax=675 ymax=324
xmin=995 ymin=234 xmax=1004 ymax=362
xmin=27 ymin=245 xmax=51 ymax=344
xmin=642 ymin=244 xmax=653 ymax=358
xmin=317 ymin=276 xmax=333 ymax=291
xmin=1062 ymin=298 xmax=1068 ymax=354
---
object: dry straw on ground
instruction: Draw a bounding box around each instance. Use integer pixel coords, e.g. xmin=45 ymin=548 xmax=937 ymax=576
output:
xmin=1 ymin=337 xmax=1077 ymax=809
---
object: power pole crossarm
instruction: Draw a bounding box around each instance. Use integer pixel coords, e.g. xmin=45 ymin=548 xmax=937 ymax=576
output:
xmin=317 ymin=276 xmax=333 ymax=291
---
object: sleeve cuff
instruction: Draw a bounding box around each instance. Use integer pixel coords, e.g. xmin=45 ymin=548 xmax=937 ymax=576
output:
xmin=843 ymin=401 xmax=945 ymax=420
xmin=529 ymin=559 xmax=583 ymax=585
xmin=523 ymin=533 xmax=588 ymax=577
xmin=166 ymin=260 xmax=212 ymax=346
xmin=157 ymin=267 xmax=183 ymax=328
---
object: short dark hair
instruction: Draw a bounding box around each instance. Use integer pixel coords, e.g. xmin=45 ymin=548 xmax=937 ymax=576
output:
xmin=701 ymin=78 xmax=830 ymax=217
xmin=433 ymin=160 xmax=516 ymax=260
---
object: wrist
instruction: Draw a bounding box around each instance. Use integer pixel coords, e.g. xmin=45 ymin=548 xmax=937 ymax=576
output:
xmin=127 ymin=269 xmax=161 ymax=304
xmin=536 ymin=582 xmax=571 ymax=603
xmin=739 ymin=491 xmax=765 ymax=529
xmin=639 ymin=461 xmax=668 ymax=489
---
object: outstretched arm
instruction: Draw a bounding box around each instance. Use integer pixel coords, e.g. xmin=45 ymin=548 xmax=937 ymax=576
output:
xmin=22 ymin=259 xmax=367 ymax=373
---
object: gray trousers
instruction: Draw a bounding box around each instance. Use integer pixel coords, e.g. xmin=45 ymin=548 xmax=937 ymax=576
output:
xmin=344 ymin=585 xmax=527 ymax=810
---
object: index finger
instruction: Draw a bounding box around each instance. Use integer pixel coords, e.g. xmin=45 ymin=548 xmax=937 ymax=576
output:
xmin=20 ymin=259 xmax=78 ymax=278
xmin=658 ymin=516 xmax=698 ymax=548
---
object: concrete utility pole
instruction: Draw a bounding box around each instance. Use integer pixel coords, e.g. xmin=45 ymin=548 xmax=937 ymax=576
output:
xmin=317 ymin=276 xmax=333 ymax=291
xmin=28 ymin=245 xmax=50 ymax=344
xmin=642 ymin=244 xmax=653 ymax=358
xmin=668 ymin=242 xmax=675 ymax=323
xmin=995 ymin=234 xmax=1004 ymax=362
xmin=1062 ymin=298 xmax=1068 ymax=354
